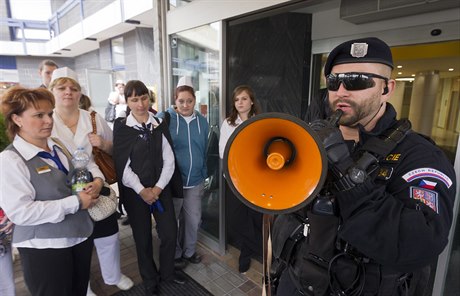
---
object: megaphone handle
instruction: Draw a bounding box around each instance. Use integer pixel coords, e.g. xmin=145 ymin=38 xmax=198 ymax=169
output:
xmin=262 ymin=214 xmax=274 ymax=296
xmin=328 ymin=109 xmax=344 ymax=126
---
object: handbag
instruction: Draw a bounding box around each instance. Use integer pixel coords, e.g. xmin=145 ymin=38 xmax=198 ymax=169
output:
xmin=90 ymin=111 xmax=117 ymax=184
xmin=87 ymin=182 xmax=118 ymax=221
xmin=105 ymin=102 xmax=116 ymax=122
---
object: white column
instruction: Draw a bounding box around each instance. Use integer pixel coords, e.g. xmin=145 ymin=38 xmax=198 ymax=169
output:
xmin=408 ymin=71 xmax=440 ymax=135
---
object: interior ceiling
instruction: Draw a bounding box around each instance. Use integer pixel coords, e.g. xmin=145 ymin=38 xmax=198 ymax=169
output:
xmin=391 ymin=40 xmax=460 ymax=79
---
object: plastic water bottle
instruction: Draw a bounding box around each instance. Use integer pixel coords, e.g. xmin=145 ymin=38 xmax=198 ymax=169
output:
xmin=70 ymin=147 xmax=93 ymax=194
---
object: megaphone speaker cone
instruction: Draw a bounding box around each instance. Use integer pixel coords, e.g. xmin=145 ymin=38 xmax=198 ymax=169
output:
xmin=224 ymin=113 xmax=327 ymax=214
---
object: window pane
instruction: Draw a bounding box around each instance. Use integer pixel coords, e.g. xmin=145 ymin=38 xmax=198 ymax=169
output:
xmin=111 ymin=37 xmax=125 ymax=69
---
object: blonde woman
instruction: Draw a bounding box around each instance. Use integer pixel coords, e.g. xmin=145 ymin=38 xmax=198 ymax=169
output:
xmin=49 ymin=68 xmax=133 ymax=295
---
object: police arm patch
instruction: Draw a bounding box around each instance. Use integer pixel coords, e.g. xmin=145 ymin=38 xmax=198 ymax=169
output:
xmin=402 ymin=168 xmax=452 ymax=188
xmin=410 ymin=186 xmax=439 ymax=213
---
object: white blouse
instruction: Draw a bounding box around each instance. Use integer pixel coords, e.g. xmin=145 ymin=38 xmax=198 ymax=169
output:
xmin=121 ymin=112 xmax=175 ymax=194
xmin=218 ymin=115 xmax=243 ymax=159
xmin=51 ymin=108 xmax=109 ymax=181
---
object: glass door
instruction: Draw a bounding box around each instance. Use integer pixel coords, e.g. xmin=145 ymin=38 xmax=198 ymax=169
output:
xmin=169 ymin=22 xmax=223 ymax=253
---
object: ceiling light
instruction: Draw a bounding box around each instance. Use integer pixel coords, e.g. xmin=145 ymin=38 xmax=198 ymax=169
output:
xmin=85 ymin=37 xmax=97 ymax=41
xmin=411 ymin=74 xmax=416 ymax=77
xmin=396 ymin=78 xmax=414 ymax=82
xmin=397 ymin=65 xmax=402 ymax=68
xmin=62 ymin=48 xmax=71 ymax=51
xmin=448 ymin=68 xmax=454 ymax=71
xmin=398 ymin=72 xmax=402 ymax=75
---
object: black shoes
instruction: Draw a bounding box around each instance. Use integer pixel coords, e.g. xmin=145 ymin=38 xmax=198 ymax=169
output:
xmin=172 ymin=272 xmax=187 ymax=285
xmin=145 ymin=284 xmax=159 ymax=296
xmin=183 ymin=253 xmax=201 ymax=264
xmin=174 ymin=258 xmax=187 ymax=270
xmin=239 ymin=256 xmax=251 ymax=273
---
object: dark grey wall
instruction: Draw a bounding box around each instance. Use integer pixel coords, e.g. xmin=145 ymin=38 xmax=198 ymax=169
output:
xmin=15 ymin=56 xmax=74 ymax=88
xmin=227 ymin=12 xmax=312 ymax=119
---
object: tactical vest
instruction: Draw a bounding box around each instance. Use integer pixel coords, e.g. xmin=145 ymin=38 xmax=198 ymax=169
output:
xmin=271 ymin=119 xmax=430 ymax=296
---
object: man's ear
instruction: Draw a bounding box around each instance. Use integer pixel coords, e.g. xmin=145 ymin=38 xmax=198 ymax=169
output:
xmin=382 ymin=79 xmax=395 ymax=100
xmin=382 ymin=86 xmax=389 ymax=95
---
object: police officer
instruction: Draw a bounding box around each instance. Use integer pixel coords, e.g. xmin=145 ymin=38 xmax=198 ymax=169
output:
xmin=274 ymin=37 xmax=456 ymax=296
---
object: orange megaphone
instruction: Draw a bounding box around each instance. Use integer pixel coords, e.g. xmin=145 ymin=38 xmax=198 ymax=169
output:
xmin=223 ymin=112 xmax=327 ymax=214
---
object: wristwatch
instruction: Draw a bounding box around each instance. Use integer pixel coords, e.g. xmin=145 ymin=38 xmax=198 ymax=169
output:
xmin=348 ymin=166 xmax=367 ymax=184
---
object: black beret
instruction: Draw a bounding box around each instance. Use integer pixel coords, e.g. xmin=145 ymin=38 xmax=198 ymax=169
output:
xmin=324 ymin=37 xmax=393 ymax=76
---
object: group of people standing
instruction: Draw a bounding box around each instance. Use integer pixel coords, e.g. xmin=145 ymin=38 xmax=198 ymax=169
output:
xmin=1 ymin=36 xmax=456 ymax=296
xmin=0 ymin=64 xmax=220 ymax=296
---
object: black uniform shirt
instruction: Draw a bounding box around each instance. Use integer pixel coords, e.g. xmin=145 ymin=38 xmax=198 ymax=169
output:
xmin=336 ymin=103 xmax=456 ymax=272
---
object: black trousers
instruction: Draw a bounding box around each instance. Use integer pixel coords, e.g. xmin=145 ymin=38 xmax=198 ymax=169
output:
xmin=225 ymin=182 xmax=263 ymax=261
xmin=123 ymin=189 xmax=177 ymax=289
xmin=18 ymin=237 xmax=93 ymax=296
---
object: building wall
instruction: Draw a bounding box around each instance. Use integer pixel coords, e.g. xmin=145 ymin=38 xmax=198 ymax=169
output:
xmin=123 ymin=30 xmax=138 ymax=82
xmin=0 ymin=0 xmax=10 ymax=42
xmin=74 ymin=49 xmax=101 ymax=93
xmin=99 ymin=39 xmax=112 ymax=70
xmin=135 ymin=27 xmax=157 ymax=87
xmin=15 ymin=56 xmax=74 ymax=88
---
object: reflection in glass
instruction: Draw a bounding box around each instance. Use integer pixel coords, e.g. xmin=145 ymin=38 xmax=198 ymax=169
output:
xmin=168 ymin=0 xmax=196 ymax=10
xmin=170 ymin=22 xmax=221 ymax=240
xmin=111 ymin=37 xmax=125 ymax=70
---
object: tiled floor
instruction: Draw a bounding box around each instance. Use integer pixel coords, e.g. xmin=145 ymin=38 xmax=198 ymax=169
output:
xmin=12 ymin=217 xmax=263 ymax=296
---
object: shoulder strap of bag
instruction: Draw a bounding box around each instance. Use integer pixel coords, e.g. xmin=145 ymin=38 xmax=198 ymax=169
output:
xmin=51 ymin=137 xmax=72 ymax=160
xmin=360 ymin=119 xmax=412 ymax=160
xmin=90 ymin=111 xmax=98 ymax=134
xmin=164 ymin=111 xmax=171 ymax=126
xmin=90 ymin=111 xmax=102 ymax=155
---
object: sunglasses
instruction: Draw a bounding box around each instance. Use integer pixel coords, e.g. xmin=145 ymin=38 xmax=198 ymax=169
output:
xmin=326 ymin=72 xmax=388 ymax=91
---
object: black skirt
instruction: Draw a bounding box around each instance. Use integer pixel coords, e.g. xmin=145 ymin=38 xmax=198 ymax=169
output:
xmin=92 ymin=212 xmax=119 ymax=239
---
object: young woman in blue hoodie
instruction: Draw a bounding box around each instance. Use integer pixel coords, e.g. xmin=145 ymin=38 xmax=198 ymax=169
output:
xmin=160 ymin=78 xmax=208 ymax=268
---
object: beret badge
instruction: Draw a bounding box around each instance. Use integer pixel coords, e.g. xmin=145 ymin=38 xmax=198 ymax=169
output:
xmin=350 ymin=43 xmax=368 ymax=58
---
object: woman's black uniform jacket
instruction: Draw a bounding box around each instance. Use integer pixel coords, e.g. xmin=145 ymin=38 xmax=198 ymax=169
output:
xmin=112 ymin=117 xmax=181 ymax=207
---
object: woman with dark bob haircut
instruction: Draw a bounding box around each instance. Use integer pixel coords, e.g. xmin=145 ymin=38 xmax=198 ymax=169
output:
xmin=113 ymin=80 xmax=185 ymax=295
xmin=0 ymin=86 xmax=99 ymax=296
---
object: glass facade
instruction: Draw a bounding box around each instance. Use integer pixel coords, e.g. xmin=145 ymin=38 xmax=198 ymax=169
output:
xmin=170 ymin=22 xmax=222 ymax=242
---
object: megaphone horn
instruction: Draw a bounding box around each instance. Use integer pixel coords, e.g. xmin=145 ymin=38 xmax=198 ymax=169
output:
xmin=224 ymin=112 xmax=327 ymax=214
xmin=264 ymin=137 xmax=296 ymax=170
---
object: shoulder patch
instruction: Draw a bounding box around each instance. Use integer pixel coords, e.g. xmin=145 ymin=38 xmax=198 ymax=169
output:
xmin=410 ymin=186 xmax=439 ymax=213
xmin=418 ymin=179 xmax=437 ymax=190
xmin=402 ymin=168 xmax=452 ymax=188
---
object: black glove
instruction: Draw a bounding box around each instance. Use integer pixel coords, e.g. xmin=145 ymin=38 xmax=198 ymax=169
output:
xmin=334 ymin=151 xmax=379 ymax=191
xmin=310 ymin=110 xmax=353 ymax=177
